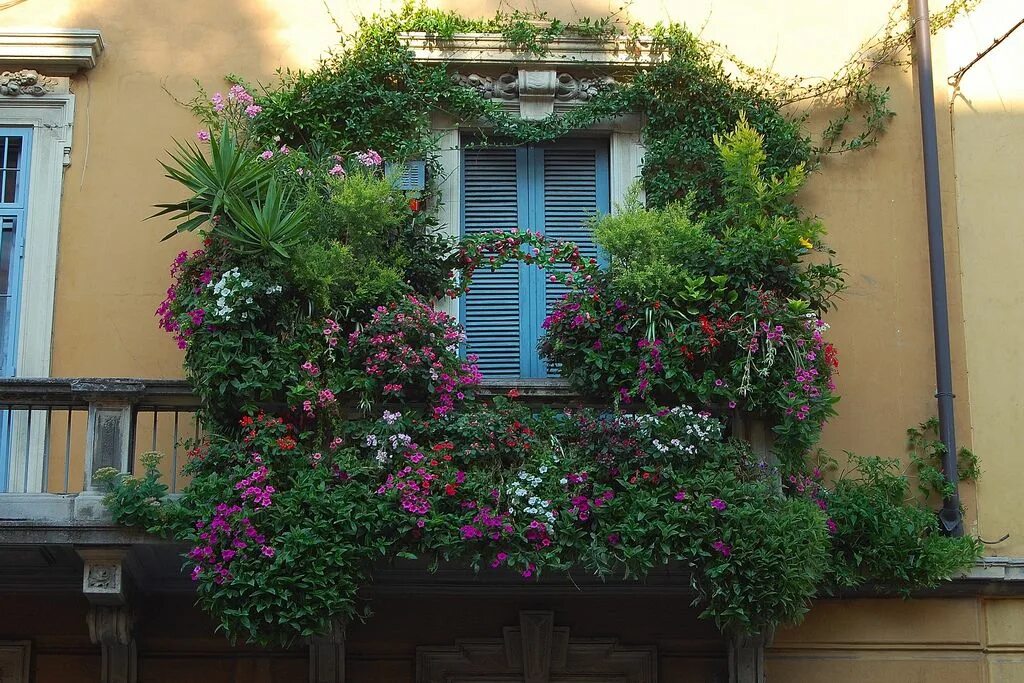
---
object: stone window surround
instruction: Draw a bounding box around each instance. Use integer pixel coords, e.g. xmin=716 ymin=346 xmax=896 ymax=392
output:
xmin=0 ymin=30 xmax=102 ymax=381
xmin=1 ymin=29 xmax=103 ymax=492
xmin=408 ymin=32 xmax=649 ymax=322
xmin=0 ymin=29 xmax=103 ymax=380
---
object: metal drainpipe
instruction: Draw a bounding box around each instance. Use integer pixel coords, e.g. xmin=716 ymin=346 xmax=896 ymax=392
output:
xmin=910 ymin=0 xmax=963 ymax=535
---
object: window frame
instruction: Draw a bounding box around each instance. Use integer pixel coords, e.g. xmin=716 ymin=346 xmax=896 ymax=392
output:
xmin=457 ymin=136 xmax=611 ymax=379
xmin=0 ymin=81 xmax=76 ymax=492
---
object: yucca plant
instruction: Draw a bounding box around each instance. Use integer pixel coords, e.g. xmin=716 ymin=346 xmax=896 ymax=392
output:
xmin=152 ymin=124 xmax=275 ymax=239
xmin=221 ymin=180 xmax=307 ymax=258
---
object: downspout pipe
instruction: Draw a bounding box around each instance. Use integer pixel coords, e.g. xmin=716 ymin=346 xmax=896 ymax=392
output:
xmin=910 ymin=0 xmax=963 ymax=536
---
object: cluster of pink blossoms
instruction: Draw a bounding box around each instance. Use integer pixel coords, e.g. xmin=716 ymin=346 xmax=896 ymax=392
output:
xmin=156 ymin=249 xmax=209 ymax=349
xmin=347 ymin=297 xmax=481 ymax=417
xmin=235 ymin=466 xmax=274 ymax=507
xmin=210 ymin=84 xmax=261 ymax=118
xmin=189 ymin=503 xmax=274 ymax=585
xmin=356 ymin=149 xmax=383 ymax=167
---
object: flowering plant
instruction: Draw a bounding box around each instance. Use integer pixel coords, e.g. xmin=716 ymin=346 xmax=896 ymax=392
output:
xmin=103 ymin=17 xmax=982 ymax=646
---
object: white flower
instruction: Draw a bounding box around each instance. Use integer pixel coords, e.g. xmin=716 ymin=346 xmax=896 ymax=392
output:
xmin=539 ymin=466 xmax=548 ymax=474
xmin=559 ymin=478 xmax=568 ymax=485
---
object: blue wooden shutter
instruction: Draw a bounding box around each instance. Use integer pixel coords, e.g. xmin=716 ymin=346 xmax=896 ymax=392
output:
xmin=0 ymin=130 xmax=30 ymax=380
xmin=460 ymin=145 xmax=526 ymax=377
xmin=533 ymin=141 xmax=609 ymax=377
xmin=0 ymin=129 xmax=31 ymax=492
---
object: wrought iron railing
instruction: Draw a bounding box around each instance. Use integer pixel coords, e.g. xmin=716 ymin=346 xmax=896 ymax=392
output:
xmin=0 ymin=378 xmax=200 ymax=494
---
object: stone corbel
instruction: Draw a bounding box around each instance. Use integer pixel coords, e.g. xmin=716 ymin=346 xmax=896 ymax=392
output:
xmin=78 ymin=548 xmax=137 ymax=683
xmin=309 ymin=618 xmax=347 ymax=683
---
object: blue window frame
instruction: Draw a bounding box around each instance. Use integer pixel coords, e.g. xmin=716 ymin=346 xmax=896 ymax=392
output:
xmin=460 ymin=138 xmax=609 ymax=378
xmin=0 ymin=128 xmax=31 ymax=490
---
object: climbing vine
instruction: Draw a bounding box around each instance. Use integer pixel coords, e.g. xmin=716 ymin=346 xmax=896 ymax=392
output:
xmin=100 ymin=2 xmax=984 ymax=647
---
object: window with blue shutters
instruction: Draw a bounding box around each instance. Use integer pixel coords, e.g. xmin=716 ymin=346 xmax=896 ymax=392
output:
xmin=460 ymin=138 xmax=609 ymax=379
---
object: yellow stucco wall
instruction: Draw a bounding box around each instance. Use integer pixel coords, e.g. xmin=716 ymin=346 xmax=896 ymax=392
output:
xmin=3 ymin=0 xmax=1023 ymax=677
xmin=944 ymin=0 xmax=1024 ymax=559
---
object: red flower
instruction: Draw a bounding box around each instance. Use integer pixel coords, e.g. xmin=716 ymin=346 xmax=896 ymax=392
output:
xmin=445 ymin=484 xmax=457 ymax=496
xmin=409 ymin=198 xmax=421 ymax=212
xmin=507 ymin=388 xmax=520 ymax=399
xmin=276 ymin=436 xmax=297 ymax=451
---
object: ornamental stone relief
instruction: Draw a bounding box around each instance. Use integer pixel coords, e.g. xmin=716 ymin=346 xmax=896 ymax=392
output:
xmin=0 ymin=69 xmax=56 ymax=96
xmin=453 ymin=69 xmax=615 ymax=103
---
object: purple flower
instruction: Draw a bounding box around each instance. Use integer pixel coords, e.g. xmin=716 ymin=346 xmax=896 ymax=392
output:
xmin=607 ymin=533 xmax=621 ymax=546
xmin=196 ymin=130 xmax=211 ymax=142
xmin=712 ymin=540 xmax=732 ymax=557
xmin=261 ymin=545 xmax=275 ymax=558
xmin=710 ymin=498 xmax=727 ymax=511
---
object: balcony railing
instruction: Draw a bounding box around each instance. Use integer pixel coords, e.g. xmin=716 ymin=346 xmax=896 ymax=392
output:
xmin=0 ymin=378 xmax=200 ymax=495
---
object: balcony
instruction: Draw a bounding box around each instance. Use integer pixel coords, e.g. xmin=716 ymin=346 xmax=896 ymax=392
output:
xmin=0 ymin=377 xmax=1019 ymax=587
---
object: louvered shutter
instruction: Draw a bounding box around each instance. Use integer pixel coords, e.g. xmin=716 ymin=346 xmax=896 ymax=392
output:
xmin=536 ymin=142 xmax=609 ymax=377
xmin=460 ymin=146 xmax=525 ymax=377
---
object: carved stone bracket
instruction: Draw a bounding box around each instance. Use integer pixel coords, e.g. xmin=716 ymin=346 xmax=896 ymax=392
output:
xmin=0 ymin=69 xmax=55 ymax=96
xmin=87 ymin=605 xmax=137 ymax=683
xmin=309 ymin=618 xmax=347 ymax=683
xmin=416 ymin=610 xmax=655 ymax=683
xmin=77 ymin=548 xmax=137 ymax=683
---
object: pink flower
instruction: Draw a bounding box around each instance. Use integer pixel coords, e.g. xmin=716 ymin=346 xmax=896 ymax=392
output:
xmin=826 ymin=518 xmax=838 ymax=534
xmin=260 ymin=150 xmax=274 ymax=161
xmin=196 ymin=130 xmax=211 ymax=142
xmin=279 ymin=144 xmax=291 ymax=155
xmin=261 ymin=545 xmax=275 ymax=558
xmin=356 ymin=149 xmax=383 ymax=167
xmin=211 ymin=92 xmax=225 ymax=112
xmin=712 ymin=540 xmax=732 ymax=557
xmin=328 ymin=164 xmax=346 ymax=177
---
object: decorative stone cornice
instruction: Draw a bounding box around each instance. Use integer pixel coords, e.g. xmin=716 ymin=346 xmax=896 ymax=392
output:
xmin=0 ymin=69 xmax=56 ymax=96
xmin=0 ymin=29 xmax=104 ymax=75
xmin=403 ymin=32 xmax=653 ymax=67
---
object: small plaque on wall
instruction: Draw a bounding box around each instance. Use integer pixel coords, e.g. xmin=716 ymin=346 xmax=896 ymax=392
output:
xmin=0 ymin=641 xmax=30 ymax=683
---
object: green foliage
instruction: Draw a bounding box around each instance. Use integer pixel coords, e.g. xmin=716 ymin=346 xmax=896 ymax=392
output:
xmin=825 ymin=455 xmax=982 ymax=591
xmin=126 ymin=2 xmax=985 ymax=647
xmin=96 ymin=453 xmax=185 ymax=534
xmin=223 ymin=180 xmax=307 ymax=258
xmin=908 ymin=417 xmax=981 ymax=501
xmin=153 ymin=124 xmax=275 ymax=239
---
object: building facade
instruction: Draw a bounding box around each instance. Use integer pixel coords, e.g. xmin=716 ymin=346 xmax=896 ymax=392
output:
xmin=0 ymin=0 xmax=1022 ymax=681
